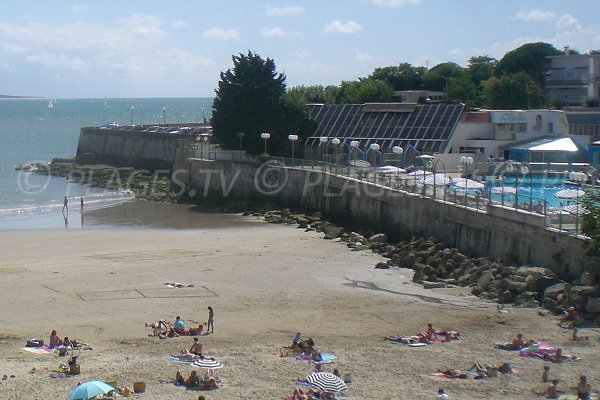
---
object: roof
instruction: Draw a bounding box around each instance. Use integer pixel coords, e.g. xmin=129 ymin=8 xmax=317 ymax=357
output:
xmin=306 ymin=102 xmax=464 ymax=153
xmin=509 ymin=136 xmax=579 ymax=152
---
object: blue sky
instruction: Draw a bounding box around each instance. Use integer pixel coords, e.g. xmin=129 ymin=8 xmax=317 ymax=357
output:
xmin=1 ymin=0 xmax=599 ymax=98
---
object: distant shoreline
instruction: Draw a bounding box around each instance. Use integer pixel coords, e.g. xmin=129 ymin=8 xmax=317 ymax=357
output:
xmin=0 ymin=94 xmax=44 ymax=99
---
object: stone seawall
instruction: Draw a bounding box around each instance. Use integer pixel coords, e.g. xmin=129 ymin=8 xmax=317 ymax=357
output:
xmin=77 ymin=127 xmax=196 ymax=171
xmin=187 ymin=159 xmax=593 ymax=281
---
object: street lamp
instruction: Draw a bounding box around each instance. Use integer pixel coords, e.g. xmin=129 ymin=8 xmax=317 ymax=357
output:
xmin=440 ymin=75 xmax=448 ymax=100
xmin=202 ymin=107 xmax=206 ymax=124
xmin=392 ymin=145 xmax=404 ymax=189
xmin=520 ymin=162 xmax=533 ymax=212
xmin=236 ymin=132 xmax=245 ymax=160
xmin=260 ymin=132 xmax=270 ymax=154
xmin=431 ymin=158 xmax=447 ymax=201
xmin=349 ymin=140 xmax=360 ymax=176
xmin=288 ymin=134 xmax=299 ymax=166
xmin=369 ymin=143 xmax=381 ymax=184
xmin=331 ymin=138 xmax=341 ymax=173
xmin=162 ymin=107 xmax=166 ymax=125
xmin=460 ymin=155 xmax=473 ymax=178
xmin=569 ymin=171 xmax=587 ymax=236
xmin=319 ymin=136 xmax=328 ymax=169
xmin=130 ymin=106 xmax=135 ymax=125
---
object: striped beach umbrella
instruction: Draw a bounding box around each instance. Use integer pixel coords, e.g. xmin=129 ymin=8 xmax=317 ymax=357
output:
xmin=192 ymin=358 xmax=223 ymax=369
xmin=556 ymin=189 xmax=585 ymax=199
xmin=306 ymin=372 xmax=347 ymax=393
xmin=421 ymin=173 xmax=448 ymax=186
xmin=452 ymin=177 xmax=484 ymax=190
xmin=491 ymin=186 xmax=517 ymax=195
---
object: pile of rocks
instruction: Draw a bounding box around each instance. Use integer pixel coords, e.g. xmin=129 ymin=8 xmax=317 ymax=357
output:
xmin=257 ymin=208 xmax=600 ymax=321
xmin=31 ymin=158 xmax=174 ymax=202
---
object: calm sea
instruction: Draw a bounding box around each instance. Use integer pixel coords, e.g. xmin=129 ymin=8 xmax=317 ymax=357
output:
xmin=0 ymin=97 xmax=213 ymax=227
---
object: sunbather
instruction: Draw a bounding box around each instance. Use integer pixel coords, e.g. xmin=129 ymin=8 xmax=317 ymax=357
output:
xmin=49 ymin=330 xmax=63 ymax=348
xmin=576 ymin=375 xmax=591 ymax=400
xmin=545 ymin=379 xmax=560 ymax=399
xmin=544 ymin=348 xmax=577 ymax=363
xmin=437 ymin=368 xmax=467 ymax=379
xmin=175 ymin=370 xmax=199 ymax=387
xmin=495 ymin=333 xmax=533 ymax=350
xmin=384 ymin=334 xmax=429 ymax=344
xmin=202 ymin=377 xmax=218 ymax=390
xmin=145 ymin=320 xmax=171 ymax=336
xmin=291 ymin=388 xmax=335 ymax=400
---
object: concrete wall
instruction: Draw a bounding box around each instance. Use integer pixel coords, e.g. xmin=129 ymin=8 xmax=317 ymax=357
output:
xmin=77 ymin=127 xmax=196 ymax=171
xmin=187 ymin=159 xmax=593 ymax=280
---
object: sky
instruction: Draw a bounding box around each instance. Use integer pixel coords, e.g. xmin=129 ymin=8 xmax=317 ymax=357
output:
xmin=1 ymin=0 xmax=599 ymax=99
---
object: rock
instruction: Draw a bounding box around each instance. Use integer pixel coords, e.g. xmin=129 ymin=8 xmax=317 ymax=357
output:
xmin=477 ymin=270 xmax=494 ymax=290
xmin=369 ymin=233 xmax=388 ymax=243
xmin=423 ymin=281 xmax=446 ymax=289
xmin=348 ymin=232 xmax=367 ymax=245
xmin=585 ymin=297 xmax=600 ymax=314
xmin=323 ymin=224 xmax=344 ymax=239
xmin=375 ymin=262 xmax=390 ymax=269
xmin=581 ymin=272 xmax=597 ymax=286
xmin=569 ymin=286 xmax=600 ymax=310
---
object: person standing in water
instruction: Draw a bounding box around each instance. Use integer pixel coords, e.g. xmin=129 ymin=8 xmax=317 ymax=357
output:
xmin=62 ymin=196 xmax=68 ymax=212
xmin=207 ymin=306 xmax=214 ymax=333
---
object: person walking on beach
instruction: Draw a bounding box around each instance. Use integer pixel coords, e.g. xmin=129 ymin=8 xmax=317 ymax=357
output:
xmin=62 ymin=196 xmax=68 ymax=212
xmin=207 ymin=306 xmax=214 ymax=333
xmin=80 ymin=197 xmax=84 ymax=212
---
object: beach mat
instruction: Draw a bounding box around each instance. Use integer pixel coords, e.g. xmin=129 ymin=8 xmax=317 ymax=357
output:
xmin=169 ymin=355 xmax=195 ymax=363
xmin=21 ymin=346 xmax=54 ymax=354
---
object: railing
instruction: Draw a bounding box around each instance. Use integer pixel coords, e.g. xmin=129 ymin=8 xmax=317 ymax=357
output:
xmin=186 ymin=150 xmax=588 ymax=239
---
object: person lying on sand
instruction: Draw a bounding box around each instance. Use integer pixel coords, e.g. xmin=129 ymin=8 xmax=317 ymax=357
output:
xmin=495 ymin=333 xmax=534 ymax=350
xmin=544 ymin=348 xmax=577 ymax=363
xmin=291 ymin=387 xmax=335 ymax=400
xmin=145 ymin=320 xmax=171 ymax=336
xmin=175 ymin=370 xmax=199 ymax=387
xmin=384 ymin=334 xmax=429 ymax=344
xmin=437 ymin=368 xmax=468 ymax=379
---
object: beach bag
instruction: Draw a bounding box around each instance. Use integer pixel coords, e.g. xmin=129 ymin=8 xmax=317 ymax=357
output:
xmin=499 ymin=363 xmax=512 ymax=374
xmin=26 ymin=338 xmax=44 ymax=347
xmin=486 ymin=366 xmax=498 ymax=377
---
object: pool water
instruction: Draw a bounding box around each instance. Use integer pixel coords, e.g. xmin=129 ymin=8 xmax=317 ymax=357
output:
xmin=485 ymin=175 xmax=579 ymax=209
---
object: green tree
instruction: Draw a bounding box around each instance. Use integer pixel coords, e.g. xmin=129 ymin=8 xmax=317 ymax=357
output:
xmin=447 ymin=75 xmax=478 ymax=105
xmin=422 ymin=62 xmax=465 ymax=92
xmin=369 ymin=63 xmax=426 ymax=91
xmin=287 ymin=85 xmax=339 ymax=104
xmin=495 ymin=42 xmax=561 ymax=86
xmin=467 ymin=56 xmax=496 ymax=87
xmin=481 ymin=72 xmax=547 ymax=109
xmin=581 ymin=189 xmax=600 ymax=255
xmin=338 ymin=78 xmax=394 ymax=103
xmin=212 ymin=51 xmax=312 ymax=155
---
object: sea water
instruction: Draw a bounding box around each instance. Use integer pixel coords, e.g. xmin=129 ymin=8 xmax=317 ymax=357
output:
xmin=0 ymin=97 xmax=212 ymax=227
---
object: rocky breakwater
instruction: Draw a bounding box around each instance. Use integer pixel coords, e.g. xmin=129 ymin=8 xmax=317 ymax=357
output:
xmin=257 ymin=208 xmax=600 ymax=324
xmin=20 ymin=156 xmax=175 ymax=202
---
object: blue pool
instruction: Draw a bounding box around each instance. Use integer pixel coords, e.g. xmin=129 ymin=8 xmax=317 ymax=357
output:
xmin=485 ymin=175 xmax=580 ymax=209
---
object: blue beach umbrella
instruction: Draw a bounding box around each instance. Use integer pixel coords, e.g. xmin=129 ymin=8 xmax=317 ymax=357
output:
xmin=67 ymin=381 xmax=115 ymax=400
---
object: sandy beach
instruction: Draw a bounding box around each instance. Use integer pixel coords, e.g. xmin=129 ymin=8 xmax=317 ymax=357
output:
xmin=0 ymin=200 xmax=598 ymax=399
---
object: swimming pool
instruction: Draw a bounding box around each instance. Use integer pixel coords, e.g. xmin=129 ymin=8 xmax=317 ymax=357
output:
xmin=485 ymin=175 xmax=580 ymax=209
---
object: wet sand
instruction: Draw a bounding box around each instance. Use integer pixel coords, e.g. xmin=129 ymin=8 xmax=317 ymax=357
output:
xmin=0 ymin=201 xmax=598 ymax=399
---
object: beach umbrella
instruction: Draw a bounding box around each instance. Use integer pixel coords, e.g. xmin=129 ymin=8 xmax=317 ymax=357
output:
xmin=192 ymin=358 xmax=223 ymax=369
xmin=556 ymin=189 xmax=585 ymax=199
xmin=452 ymin=178 xmax=484 ymax=190
xmin=406 ymin=170 xmax=432 ymax=177
xmin=491 ymin=186 xmax=517 ymax=195
xmin=306 ymin=372 xmax=347 ymax=393
xmin=563 ymin=204 xmax=586 ymax=215
xmin=68 ymin=381 xmax=115 ymax=400
xmin=421 ymin=173 xmax=448 ymax=186
xmin=377 ymin=165 xmax=406 ymax=174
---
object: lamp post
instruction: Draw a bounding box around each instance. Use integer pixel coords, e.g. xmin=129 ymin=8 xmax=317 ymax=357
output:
xmin=236 ymin=132 xmax=245 ymax=160
xmin=331 ymin=138 xmax=340 ymax=174
xmin=162 ymin=107 xmax=166 ymax=125
xmin=202 ymin=107 xmax=206 ymax=124
xmin=130 ymin=106 xmax=135 ymax=125
xmin=260 ymin=132 xmax=270 ymax=154
xmin=432 ymin=158 xmax=447 ymax=201
xmin=369 ymin=143 xmax=381 ymax=184
xmin=288 ymin=134 xmax=299 ymax=166
xmin=349 ymin=140 xmax=359 ymax=177
xmin=569 ymin=171 xmax=587 ymax=236
xmin=440 ymin=75 xmax=448 ymax=100
xmin=460 ymin=156 xmax=473 ymax=206
xmin=319 ymin=136 xmax=328 ymax=170
xmin=392 ymin=146 xmax=403 ymax=189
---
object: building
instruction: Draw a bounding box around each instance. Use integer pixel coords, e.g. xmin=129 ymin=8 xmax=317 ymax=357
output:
xmin=305 ymin=102 xmax=589 ymax=171
xmin=545 ymin=46 xmax=600 ymax=106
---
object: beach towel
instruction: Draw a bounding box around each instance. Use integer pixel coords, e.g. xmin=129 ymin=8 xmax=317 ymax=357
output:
xmin=21 ymin=346 xmax=55 ymax=354
xmin=314 ymin=353 xmax=337 ymax=364
xmin=391 ymin=341 xmax=428 ymax=347
xmin=169 ymin=355 xmax=196 ymax=363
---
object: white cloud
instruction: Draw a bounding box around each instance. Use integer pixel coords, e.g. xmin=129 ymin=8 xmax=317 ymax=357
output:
xmin=512 ymin=9 xmax=556 ymax=22
xmin=265 ymin=5 xmax=304 ymax=16
xmin=25 ymin=53 xmax=89 ymax=72
xmin=262 ymin=27 xmax=286 ymax=37
xmin=351 ymin=48 xmax=373 ymax=63
xmin=371 ymin=0 xmax=419 ymax=8
xmin=170 ymin=20 xmax=187 ymax=29
xmin=202 ymin=27 xmax=239 ymax=40
xmin=324 ymin=20 xmax=362 ymax=34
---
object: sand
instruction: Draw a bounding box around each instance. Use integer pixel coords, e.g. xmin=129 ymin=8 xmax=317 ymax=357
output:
xmin=0 ymin=201 xmax=598 ymax=399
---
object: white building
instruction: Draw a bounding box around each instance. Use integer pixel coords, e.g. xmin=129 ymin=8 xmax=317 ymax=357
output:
xmin=546 ymin=47 xmax=600 ymax=105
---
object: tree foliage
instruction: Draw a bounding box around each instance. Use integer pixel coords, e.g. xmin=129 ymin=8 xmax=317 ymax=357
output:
xmin=495 ymin=42 xmax=561 ymax=86
xmin=212 ymin=51 xmax=313 ymax=155
xmin=369 ymin=63 xmax=426 ymax=91
xmin=481 ymin=72 xmax=547 ymax=109
xmin=581 ymin=189 xmax=600 ymax=255
xmin=422 ymin=62 xmax=465 ymax=92
xmin=338 ymin=78 xmax=394 ymax=103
